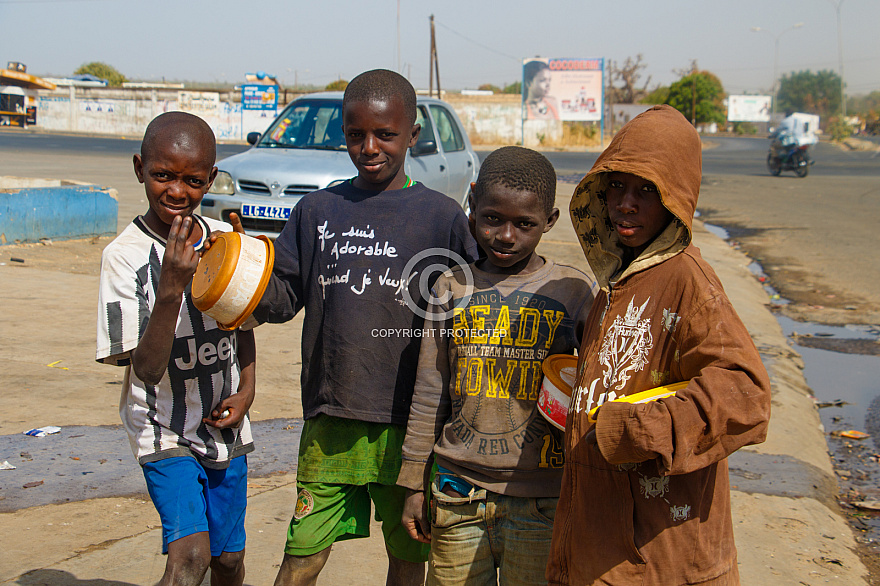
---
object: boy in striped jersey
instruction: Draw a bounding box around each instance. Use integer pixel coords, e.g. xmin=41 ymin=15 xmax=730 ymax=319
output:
xmin=96 ymin=112 xmax=255 ymax=586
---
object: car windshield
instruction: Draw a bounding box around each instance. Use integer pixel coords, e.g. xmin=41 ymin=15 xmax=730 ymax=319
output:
xmin=257 ymin=99 xmax=346 ymax=150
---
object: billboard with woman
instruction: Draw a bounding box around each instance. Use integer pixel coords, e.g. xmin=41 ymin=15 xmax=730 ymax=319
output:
xmin=523 ymin=58 xmax=604 ymax=122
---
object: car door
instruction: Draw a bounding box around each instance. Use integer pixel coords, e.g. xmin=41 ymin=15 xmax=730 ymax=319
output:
xmin=429 ymin=104 xmax=475 ymax=208
xmin=407 ymin=104 xmax=449 ymax=196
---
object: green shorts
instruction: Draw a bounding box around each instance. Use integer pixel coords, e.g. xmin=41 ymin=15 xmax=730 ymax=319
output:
xmin=284 ymin=415 xmax=430 ymax=562
xmin=285 ymin=480 xmax=430 ymax=562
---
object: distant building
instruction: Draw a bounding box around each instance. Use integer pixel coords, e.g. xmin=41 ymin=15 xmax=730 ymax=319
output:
xmin=1 ymin=62 xmax=55 ymax=127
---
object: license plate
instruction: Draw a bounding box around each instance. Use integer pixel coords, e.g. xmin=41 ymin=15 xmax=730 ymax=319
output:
xmin=241 ymin=204 xmax=292 ymax=220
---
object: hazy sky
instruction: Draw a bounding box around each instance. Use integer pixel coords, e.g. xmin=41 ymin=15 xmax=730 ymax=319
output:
xmin=2 ymin=0 xmax=878 ymax=96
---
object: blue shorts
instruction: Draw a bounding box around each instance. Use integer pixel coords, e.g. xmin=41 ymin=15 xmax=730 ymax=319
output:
xmin=142 ymin=455 xmax=247 ymax=556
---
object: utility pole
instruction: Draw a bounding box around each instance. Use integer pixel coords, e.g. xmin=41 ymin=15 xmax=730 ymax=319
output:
xmin=826 ymin=0 xmax=846 ymax=117
xmin=607 ymin=59 xmax=614 ymax=137
xmin=396 ymin=0 xmax=401 ymax=73
xmin=429 ymin=15 xmax=441 ymax=98
xmin=750 ymin=23 xmax=804 ymax=120
xmin=691 ymin=60 xmax=697 ymax=127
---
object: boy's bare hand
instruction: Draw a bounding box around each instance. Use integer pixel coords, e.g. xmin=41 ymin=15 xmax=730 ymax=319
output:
xmin=227 ymin=212 xmax=245 ymax=234
xmin=204 ymin=212 xmax=246 ymax=253
xmin=158 ymin=215 xmax=200 ymax=301
xmin=204 ymin=386 xmax=254 ymax=429
xmin=400 ymin=489 xmax=431 ymax=543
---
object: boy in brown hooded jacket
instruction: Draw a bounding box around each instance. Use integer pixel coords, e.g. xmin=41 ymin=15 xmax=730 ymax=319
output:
xmin=546 ymin=105 xmax=771 ymax=585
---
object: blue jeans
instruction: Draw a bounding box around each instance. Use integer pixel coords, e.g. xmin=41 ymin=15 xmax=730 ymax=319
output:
xmin=427 ymin=478 xmax=558 ymax=585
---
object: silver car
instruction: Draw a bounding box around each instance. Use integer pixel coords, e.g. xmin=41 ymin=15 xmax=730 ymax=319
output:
xmin=201 ymin=92 xmax=480 ymax=237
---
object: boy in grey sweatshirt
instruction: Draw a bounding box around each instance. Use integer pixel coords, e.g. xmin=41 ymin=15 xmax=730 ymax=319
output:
xmin=398 ymin=146 xmax=596 ymax=585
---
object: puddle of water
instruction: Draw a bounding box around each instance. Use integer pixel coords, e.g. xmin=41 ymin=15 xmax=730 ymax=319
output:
xmin=776 ymin=314 xmax=880 ymax=450
xmin=746 ymin=260 xmax=789 ymax=305
xmin=703 ymin=222 xmax=730 ymax=240
xmin=788 ymin=341 xmax=880 ymax=443
xmin=777 ymin=315 xmax=880 ymax=341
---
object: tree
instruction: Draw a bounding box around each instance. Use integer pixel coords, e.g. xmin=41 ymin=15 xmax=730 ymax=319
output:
xmin=848 ymin=90 xmax=880 ymax=117
xmin=503 ymin=81 xmax=521 ymax=95
xmin=666 ymin=68 xmax=726 ymax=125
xmin=609 ymin=54 xmax=652 ymax=104
xmin=325 ymin=79 xmax=348 ymax=91
xmin=848 ymin=91 xmax=880 ymax=116
xmin=74 ymin=62 xmax=126 ymax=86
xmin=777 ymin=70 xmax=842 ymax=118
xmin=478 ymin=83 xmax=501 ymax=94
xmin=641 ymin=86 xmax=669 ymax=104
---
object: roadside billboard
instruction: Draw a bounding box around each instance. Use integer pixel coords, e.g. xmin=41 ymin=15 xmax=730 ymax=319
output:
xmin=727 ymin=95 xmax=772 ymax=122
xmin=241 ymin=84 xmax=278 ymax=138
xmin=241 ymin=84 xmax=278 ymax=111
xmin=522 ymin=58 xmax=604 ymax=122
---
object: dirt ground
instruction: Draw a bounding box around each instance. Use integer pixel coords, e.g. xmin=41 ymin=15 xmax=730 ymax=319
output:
xmin=0 ymin=182 xmax=875 ymax=584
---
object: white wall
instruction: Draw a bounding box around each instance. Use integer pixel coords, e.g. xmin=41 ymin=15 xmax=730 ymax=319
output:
xmin=31 ymin=88 xmax=569 ymax=147
xmin=34 ymin=87 xmax=261 ymax=140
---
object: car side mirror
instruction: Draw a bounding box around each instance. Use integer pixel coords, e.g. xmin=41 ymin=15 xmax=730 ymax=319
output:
xmin=411 ymin=140 xmax=438 ymax=156
xmin=247 ymin=132 xmax=262 ymax=145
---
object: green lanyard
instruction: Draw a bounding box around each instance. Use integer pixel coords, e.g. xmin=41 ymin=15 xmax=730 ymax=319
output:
xmin=349 ymin=175 xmax=415 ymax=188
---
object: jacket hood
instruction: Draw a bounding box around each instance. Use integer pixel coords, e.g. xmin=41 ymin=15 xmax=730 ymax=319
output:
xmin=570 ymin=105 xmax=702 ymax=288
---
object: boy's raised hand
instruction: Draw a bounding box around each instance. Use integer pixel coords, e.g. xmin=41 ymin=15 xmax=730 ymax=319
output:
xmin=158 ymin=215 xmax=201 ymax=301
xmin=400 ymin=489 xmax=431 ymax=544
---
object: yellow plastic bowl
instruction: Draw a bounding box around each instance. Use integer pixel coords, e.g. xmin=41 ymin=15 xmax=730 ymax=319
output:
xmin=191 ymin=232 xmax=274 ymax=330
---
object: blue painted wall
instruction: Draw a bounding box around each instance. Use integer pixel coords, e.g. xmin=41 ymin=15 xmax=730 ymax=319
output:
xmin=0 ymin=185 xmax=118 ymax=245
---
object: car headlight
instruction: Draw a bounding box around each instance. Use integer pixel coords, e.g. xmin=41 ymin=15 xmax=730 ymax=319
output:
xmin=327 ymin=179 xmax=348 ymax=188
xmin=210 ymin=171 xmax=235 ymax=195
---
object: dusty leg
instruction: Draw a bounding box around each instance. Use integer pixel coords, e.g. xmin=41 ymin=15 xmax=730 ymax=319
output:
xmin=160 ymin=532 xmax=212 ymax=586
xmin=210 ymin=548 xmax=245 ymax=586
xmin=386 ymin=545 xmax=426 ymax=586
xmin=273 ymin=546 xmax=333 ymax=586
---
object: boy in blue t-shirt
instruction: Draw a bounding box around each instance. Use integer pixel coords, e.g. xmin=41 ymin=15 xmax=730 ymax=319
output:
xmin=250 ymin=70 xmax=478 ymax=585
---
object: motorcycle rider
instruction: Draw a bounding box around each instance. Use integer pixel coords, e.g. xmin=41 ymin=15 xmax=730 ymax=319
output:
xmin=774 ymin=110 xmax=815 ymax=165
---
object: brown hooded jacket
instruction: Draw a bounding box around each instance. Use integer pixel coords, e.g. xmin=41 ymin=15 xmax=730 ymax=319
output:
xmin=547 ymin=105 xmax=771 ymax=585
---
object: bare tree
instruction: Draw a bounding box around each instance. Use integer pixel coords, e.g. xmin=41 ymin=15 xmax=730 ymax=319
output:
xmin=610 ymin=54 xmax=652 ymax=104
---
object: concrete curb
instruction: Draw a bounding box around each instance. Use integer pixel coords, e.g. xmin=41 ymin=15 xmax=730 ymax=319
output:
xmin=0 ymin=178 xmax=118 ymax=245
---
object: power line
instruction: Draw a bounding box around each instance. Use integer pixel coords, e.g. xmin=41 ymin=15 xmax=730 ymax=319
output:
xmin=433 ymin=20 xmax=520 ymax=62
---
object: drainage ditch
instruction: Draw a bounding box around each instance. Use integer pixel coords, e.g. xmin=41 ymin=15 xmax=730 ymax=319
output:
xmin=704 ymin=222 xmax=880 ymax=562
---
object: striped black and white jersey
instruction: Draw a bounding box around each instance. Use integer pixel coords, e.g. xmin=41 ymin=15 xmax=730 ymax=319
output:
xmin=96 ymin=215 xmax=254 ymax=468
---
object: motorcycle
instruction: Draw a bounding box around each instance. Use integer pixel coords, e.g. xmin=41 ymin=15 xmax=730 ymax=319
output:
xmin=767 ymin=130 xmax=813 ymax=177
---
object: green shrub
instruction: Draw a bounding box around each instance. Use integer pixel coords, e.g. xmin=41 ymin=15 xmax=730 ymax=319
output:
xmin=827 ymin=117 xmax=853 ymax=141
xmin=325 ymin=79 xmax=348 ymax=91
xmin=732 ymin=122 xmax=757 ymax=135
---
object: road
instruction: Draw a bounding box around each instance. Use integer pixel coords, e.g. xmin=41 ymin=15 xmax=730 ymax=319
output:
xmin=1 ymin=131 xmax=878 ymax=178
